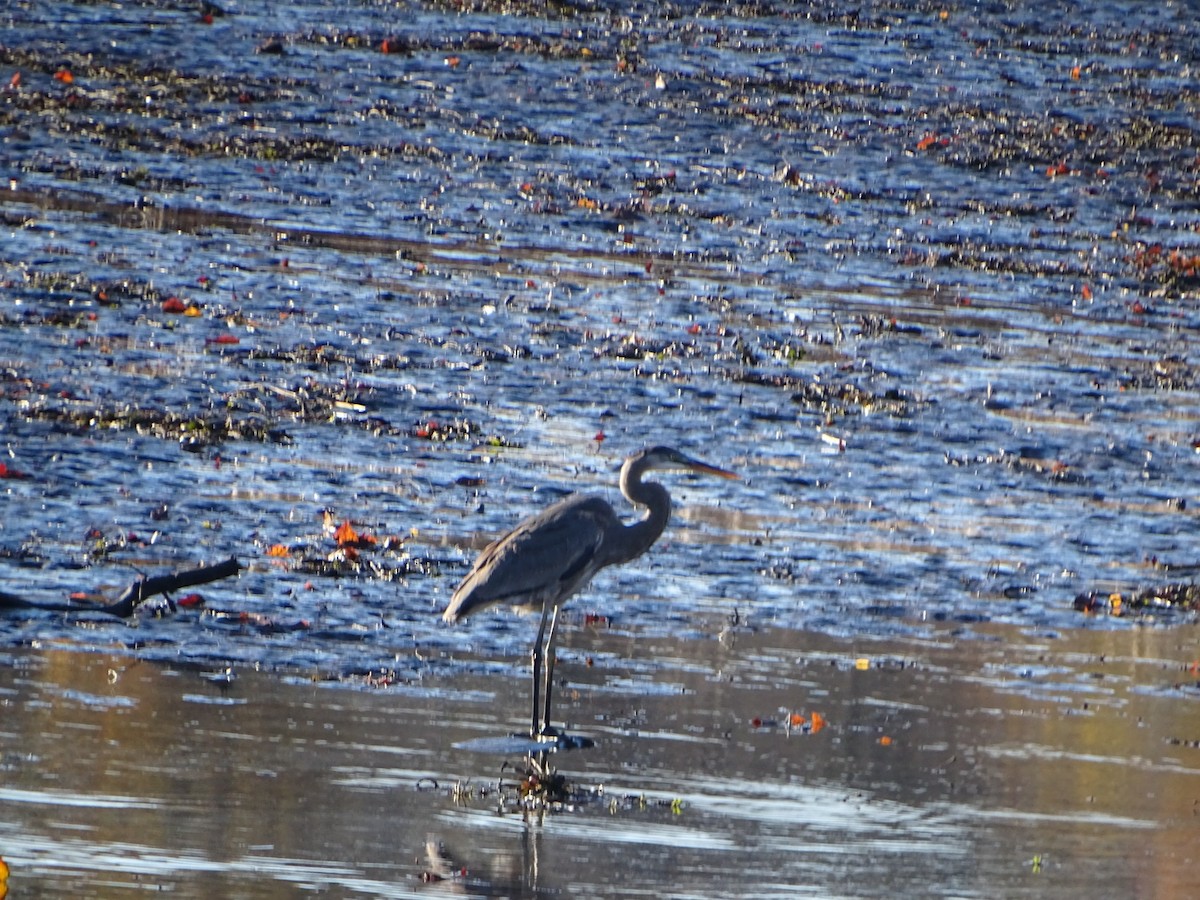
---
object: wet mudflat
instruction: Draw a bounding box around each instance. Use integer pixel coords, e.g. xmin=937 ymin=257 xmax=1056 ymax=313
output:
xmin=2 ymin=0 xmax=1200 ymax=896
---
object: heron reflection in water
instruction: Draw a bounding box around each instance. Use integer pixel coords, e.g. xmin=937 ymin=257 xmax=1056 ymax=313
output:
xmin=443 ymin=446 xmax=737 ymax=741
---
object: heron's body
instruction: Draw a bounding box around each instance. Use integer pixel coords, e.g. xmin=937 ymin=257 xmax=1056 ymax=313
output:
xmin=442 ymin=446 xmax=736 ymax=740
xmin=443 ymin=492 xmax=666 ymax=624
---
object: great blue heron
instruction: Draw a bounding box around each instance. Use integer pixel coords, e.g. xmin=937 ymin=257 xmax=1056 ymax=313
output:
xmin=442 ymin=446 xmax=737 ymax=740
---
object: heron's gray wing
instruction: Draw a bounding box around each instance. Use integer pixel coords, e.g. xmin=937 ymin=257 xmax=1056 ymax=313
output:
xmin=444 ymin=494 xmax=617 ymax=620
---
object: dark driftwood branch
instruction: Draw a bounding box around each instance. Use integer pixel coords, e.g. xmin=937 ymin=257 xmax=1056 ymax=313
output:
xmin=0 ymin=556 xmax=242 ymax=618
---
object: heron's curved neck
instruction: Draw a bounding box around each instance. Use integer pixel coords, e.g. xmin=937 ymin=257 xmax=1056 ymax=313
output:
xmin=610 ymin=458 xmax=672 ymax=566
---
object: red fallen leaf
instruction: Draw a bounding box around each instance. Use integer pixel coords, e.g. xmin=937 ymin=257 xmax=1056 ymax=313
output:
xmin=177 ymin=593 xmax=204 ymax=608
xmin=594 ymin=430 xmax=606 ymax=443
xmin=205 ymin=334 xmax=239 ymax=345
xmin=54 ymin=69 xmax=74 ymax=84
xmin=0 ymin=462 xmax=28 ymax=479
xmin=686 ymin=323 xmax=702 ymax=335
xmin=162 ymin=296 xmax=187 ymax=313
xmin=9 ymin=71 xmax=20 ymax=89
xmin=1081 ymin=284 xmax=1093 ymax=301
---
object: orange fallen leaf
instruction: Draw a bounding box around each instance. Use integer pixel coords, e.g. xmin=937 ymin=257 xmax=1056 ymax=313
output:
xmin=266 ymin=544 xmax=290 ymax=557
xmin=879 ymin=735 xmax=893 ymax=746
xmin=789 ymin=712 xmax=807 ymax=728
xmin=54 ymin=69 xmax=74 ymax=84
xmin=810 ymin=711 xmax=826 ymax=734
xmin=334 ymin=519 xmax=359 ymax=545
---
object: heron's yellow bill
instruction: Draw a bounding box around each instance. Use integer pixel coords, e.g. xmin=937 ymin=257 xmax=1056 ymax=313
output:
xmin=684 ymin=459 xmax=739 ymax=480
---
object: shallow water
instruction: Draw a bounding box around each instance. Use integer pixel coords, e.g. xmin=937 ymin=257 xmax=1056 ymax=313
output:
xmin=3 ymin=622 xmax=1200 ymax=898
xmin=2 ymin=0 xmax=1200 ymax=895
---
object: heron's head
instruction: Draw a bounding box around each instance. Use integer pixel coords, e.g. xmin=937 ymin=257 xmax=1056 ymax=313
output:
xmin=634 ymin=446 xmax=738 ymax=480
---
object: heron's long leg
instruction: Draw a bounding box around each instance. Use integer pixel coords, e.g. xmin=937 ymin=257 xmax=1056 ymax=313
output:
xmin=539 ymin=605 xmax=561 ymax=736
xmin=529 ymin=601 xmax=553 ymax=738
